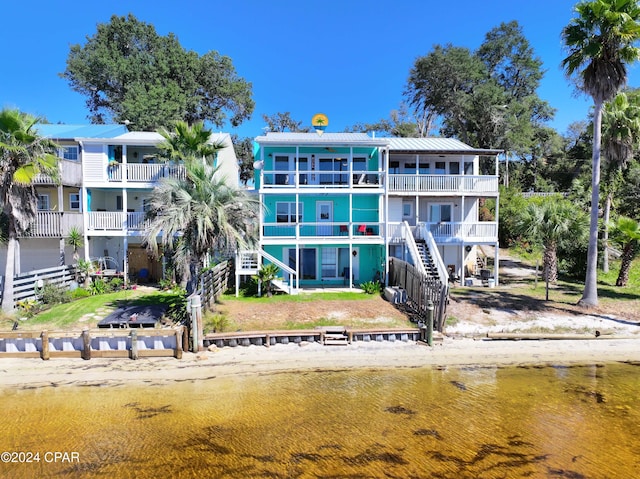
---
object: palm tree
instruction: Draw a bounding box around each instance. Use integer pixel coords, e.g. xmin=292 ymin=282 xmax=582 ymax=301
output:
xmin=610 ymin=216 xmax=640 ymax=286
xmin=145 ymin=160 xmax=259 ymax=292
xmin=601 ymin=90 xmax=640 ymax=272
xmin=157 ymin=121 xmax=222 ymax=165
xmin=0 ymin=109 xmax=59 ymax=312
xmin=255 ymin=263 xmax=280 ymax=298
xmin=516 ymin=198 xmax=589 ymax=289
xmin=561 ymin=0 xmax=640 ymax=306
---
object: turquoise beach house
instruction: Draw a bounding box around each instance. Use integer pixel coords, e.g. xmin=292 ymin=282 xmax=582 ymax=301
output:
xmin=242 ymin=132 xmax=389 ymax=291
xmin=237 ymin=129 xmax=502 ymax=295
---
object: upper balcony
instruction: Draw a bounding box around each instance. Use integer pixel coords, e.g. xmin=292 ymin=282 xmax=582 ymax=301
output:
xmin=34 ymin=159 xmax=83 ymax=187
xmin=388 ymin=174 xmax=498 ymax=196
xmin=105 ymin=163 xmax=186 ymax=184
xmin=260 ymin=169 xmax=383 ymax=191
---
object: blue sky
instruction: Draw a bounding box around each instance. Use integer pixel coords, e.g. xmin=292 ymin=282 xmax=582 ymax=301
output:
xmin=2 ymin=0 xmax=639 ymax=140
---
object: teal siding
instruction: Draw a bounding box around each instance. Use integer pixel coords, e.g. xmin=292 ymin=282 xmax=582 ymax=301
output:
xmin=263 ymin=244 xmax=384 ymax=286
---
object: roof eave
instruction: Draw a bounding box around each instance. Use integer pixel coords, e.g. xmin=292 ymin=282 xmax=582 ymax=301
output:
xmin=389 ymin=148 xmax=503 ymax=156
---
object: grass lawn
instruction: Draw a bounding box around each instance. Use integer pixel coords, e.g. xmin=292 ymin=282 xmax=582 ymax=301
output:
xmin=9 ymin=289 xmax=184 ymax=331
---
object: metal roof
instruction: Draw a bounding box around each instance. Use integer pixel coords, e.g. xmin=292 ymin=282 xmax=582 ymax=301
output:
xmin=387 ymin=137 xmax=502 ymax=155
xmin=255 ymin=132 xmax=389 ymax=147
xmin=34 ymin=124 xmax=128 ymax=139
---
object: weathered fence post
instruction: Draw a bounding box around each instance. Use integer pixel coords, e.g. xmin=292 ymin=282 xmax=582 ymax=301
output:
xmin=189 ymin=294 xmax=203 ymax=352
xmin=81 ymin=329 xmax=91 ymax=360
xmin=130 ymin=330 xmax=138 ymax=360
xmin=41 ymin=330 xmax=50 ymax=360
xmin=175 ymin=327 xmax=183 ymax=359
xmin=426 ymin=300 xmax=434 ymax=347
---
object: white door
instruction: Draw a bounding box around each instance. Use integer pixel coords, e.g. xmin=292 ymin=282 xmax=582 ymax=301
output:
xmin=316 ymin=201 xmax=333 ymax=236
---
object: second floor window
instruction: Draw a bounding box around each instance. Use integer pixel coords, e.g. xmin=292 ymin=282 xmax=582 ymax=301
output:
xmin=69 ymin=193 xmax=80 ymax=211
xmin=37 ymin=194 xmax=50 ymax=211
xmin=59 ymin=146 xmax=79 ymax=161
xmin=276 ymin=202 xmax=302 ymax=223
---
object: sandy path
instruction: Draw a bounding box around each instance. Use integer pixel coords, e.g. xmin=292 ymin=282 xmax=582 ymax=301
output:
xmin=1 ymin=337 xmax=639 ymax=390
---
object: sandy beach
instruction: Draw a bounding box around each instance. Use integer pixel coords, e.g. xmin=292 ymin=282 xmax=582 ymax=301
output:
xmin=1 ymin=335 xmax=639 ymax=390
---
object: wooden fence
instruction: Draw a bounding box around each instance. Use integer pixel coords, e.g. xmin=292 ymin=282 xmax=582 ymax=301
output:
xmin=0 ymin=265 xmax=77 ymax=308
xmin=0 ymin=326 xmax=186 ymax=360
xmin=388 ymin=258 xmax=448 ymax=332
xmin=198 ymin=260 xmax=234 ymax=308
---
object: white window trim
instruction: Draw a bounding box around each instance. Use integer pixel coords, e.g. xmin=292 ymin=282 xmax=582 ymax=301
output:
xmin=69 ymin=193 xmax=81 ymax=211
xmin=429 ymin=202 xmax=454 ymax=222
xmin=59 ymin=145 xmax=79 ymax=161
xmin=276 ymin=202 xmax=302 ymax=224
xmin=37 ymin=194 xmax=50 ymax=211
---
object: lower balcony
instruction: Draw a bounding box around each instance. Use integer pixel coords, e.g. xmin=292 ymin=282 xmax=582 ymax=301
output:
xmin=22 ymin=212 xmax=84 ymax=238
xmin=388 ymin=221 xmax=497 ymax=244
xmin=87 ymin=212 xmax=150 ymax=232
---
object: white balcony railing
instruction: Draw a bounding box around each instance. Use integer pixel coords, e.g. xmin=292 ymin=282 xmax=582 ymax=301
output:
xmin=261 ymin=170 xmax=383 ymax=189
xmin=22 ymin=212 xmax=84 ymax=237
xmin=388 ymin=174 xmax=498 ymax=194
xmin=387 ymin=221 xmax=498 ymax=243
xmin=88 ymin=212 xmax=125 ymax=230
xmin=262 ymin=221 xmax=383 ymax=239
xmin=87 ymin=212 xmax=151 ymax=231
xmin=106 ymin=164 xmax=186 ymax=183
xmin=34 ymin=159 xmax=83 ymax=186
xmin=126 ymin=212 xmax=151 ymax=231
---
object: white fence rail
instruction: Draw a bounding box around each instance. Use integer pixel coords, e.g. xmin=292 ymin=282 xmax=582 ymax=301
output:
xmin=0 ymin=265 xmax=76 ymax=307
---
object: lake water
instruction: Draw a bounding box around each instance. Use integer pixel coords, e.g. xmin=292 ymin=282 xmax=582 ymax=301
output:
xmin=1 ymin=361 xmax=639 ymax=478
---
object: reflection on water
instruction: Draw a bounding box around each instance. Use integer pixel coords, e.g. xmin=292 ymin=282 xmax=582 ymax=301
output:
xmin=2 ymin=362 xmax=640 ymax=478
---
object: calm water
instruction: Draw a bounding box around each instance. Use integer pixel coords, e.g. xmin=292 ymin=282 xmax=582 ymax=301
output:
xmin=1 ymin=362 xmax=640 ymax=478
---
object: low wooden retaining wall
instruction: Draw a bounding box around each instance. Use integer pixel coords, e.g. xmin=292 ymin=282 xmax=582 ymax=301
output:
xmin=0 ymin=327 xmax=186 ymax=360
xmin=205 ymin=327 xmax=423 ymax=348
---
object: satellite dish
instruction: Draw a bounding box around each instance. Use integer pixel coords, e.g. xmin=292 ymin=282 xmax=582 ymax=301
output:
xmin=253 ymin=160 xmax=264 ymax=170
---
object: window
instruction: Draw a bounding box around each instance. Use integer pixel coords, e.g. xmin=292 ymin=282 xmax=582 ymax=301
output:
xmin=322 ymin=248 xmax=337 ymax=278
xmin=276 ymin=202 xmax=302 ymax=223
xmin=143 ymin=198 xmax=152 ymax=212
xmin=37 ymin=194 xmax=49 ymax=211
xmin=435 ymin=162 xmax=446 ymax=174
xmin=419 ymin=163 xmax=430 ymax=174
xmin=402 ymin=202 xmax=413 ymax=218
xmin=69 ymin=193 xmax=80 ymax=211
xmin=449 ymin=162 xmax=460 ymax=175
xmin=116 ymin=196 xmax=123 ymax=211
xmin=464 ymin=162 xmax=474 ymax=175
xmin=321 ymin=247 xmax=350 ymax=279
xmin=389 ymin=161 xmax=400 ymax=174
xmin=60 ymin=146 xmax=79 ymax=161
xmin=429 ymin=203 xmax=452 ymax=222
xmin=274 ymin=155 xmax=291 ymax=185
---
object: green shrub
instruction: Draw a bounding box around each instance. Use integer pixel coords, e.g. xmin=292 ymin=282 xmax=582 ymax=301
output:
xmin=360 ymin=280 xmax=381 ymax=294
xmin=38 ymin=282 xmax=70 ymax=305
xmin=16 ymin=298 xmax=41 ymax=318
xmin=109 ymin=277 xmax=124 ymax=291
xmin=70 ymin=287 xmax=91 ymax=299
xmin=203 ymin=311 xmax=230 ymax=333
xmin=158 ymin=278 xmax=176 ymax=290
xmin=166 ymin=290 xmax=189 ymax=324
xmin=89 ymin=278 xmax=108 ymax=295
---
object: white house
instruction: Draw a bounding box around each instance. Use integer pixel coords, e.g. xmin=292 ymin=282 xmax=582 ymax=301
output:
xmin=0 ymin=124 xmax=239 ymax=282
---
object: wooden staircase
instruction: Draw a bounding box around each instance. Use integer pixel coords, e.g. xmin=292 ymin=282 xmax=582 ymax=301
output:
xmin=321 ymin=326 xmax=349 ymax=346
xmin=415 ymin=241 xmax=440 ymax=280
